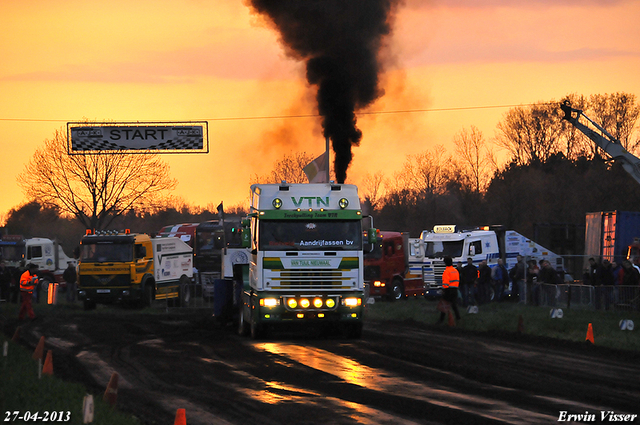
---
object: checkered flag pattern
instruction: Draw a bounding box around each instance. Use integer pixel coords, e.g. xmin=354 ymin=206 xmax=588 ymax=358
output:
xmin=68 ymin=123 xmax=207 ymax=153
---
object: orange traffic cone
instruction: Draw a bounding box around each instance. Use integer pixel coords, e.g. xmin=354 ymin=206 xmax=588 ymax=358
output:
xmin=11 ymin=326 xmax=21 ymax=342
xmin=103 ymin=372 xmax=119 ymax=407
xmin=586 ymin=323 xmax=594 ymax=344
xmin=447 ymin=310 xmax=456 ymax=327
xmin=42 ymin=350 xmax=53 ymax=375
xmin=517 ymin=315 xmax=525 ymax=333
xmin=174 ymin=408 xmax=186 ymax=425
xmin=32 ymin=336 xmax=45 ymax=360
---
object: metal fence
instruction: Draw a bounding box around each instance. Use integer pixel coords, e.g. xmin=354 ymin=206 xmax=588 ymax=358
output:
xmin=528 ymin=283 xmax=640 ymax=311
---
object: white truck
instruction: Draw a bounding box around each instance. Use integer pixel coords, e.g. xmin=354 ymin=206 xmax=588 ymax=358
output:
xmin=233 ymin=182 xmax=375 ymax=339
xmin=0 ymin=235 xmax=77 ymax=291
xmin=415 ymin=225 xmax=564 ymax=297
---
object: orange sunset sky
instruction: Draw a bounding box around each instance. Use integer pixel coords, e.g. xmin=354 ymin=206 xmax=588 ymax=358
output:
xmin=1 ymin=0 xmax=639 ymax=224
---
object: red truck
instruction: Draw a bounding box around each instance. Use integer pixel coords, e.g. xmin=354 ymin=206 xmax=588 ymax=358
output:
xmin=364 ymin=231 xmax=424 ymax=301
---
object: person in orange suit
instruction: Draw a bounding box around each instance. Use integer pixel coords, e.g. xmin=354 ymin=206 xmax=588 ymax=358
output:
xmin=19 ymin=263 xmax=39 ymax=320
xmin=436 ymin=256 xmax=461 ymax=324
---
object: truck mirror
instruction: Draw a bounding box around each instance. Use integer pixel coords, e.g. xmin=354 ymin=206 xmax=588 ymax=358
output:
xmin=368 ymin=228 xmax=377 ymax=244
xmin=241 ymin=229 xmax=251 ymax=248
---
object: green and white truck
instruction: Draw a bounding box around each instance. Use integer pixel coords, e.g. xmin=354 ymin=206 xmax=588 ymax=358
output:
xmin=234 ymin=182 xmax=374 ymax=338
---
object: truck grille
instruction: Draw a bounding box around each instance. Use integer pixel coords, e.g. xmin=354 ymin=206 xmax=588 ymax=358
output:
xmin=267 ymin=269 xmax=352 ymax=290
xmin=424 ymin=261 xmax=445 ymax=289
xmin=79 ymin=274 xmax=130 ymax=288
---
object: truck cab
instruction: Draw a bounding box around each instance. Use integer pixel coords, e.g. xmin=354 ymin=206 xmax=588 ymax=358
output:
xmin=365 ymin=231 xmax=424 ymax=300
xmin=78 ymin=231 xmax=154 ymax=309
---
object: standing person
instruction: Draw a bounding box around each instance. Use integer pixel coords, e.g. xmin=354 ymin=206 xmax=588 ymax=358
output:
xmin=461 ymin=257 xmax=478 ymax=307
xmin=477 ymin=260 xmax=492 ymax=304
xmin=538 ymin=260 xmax=558 ymax=306
xmin=611 ymin=261 xmax=622 ymax=305
xmin=491 ymin=258 xmax=509 ymax=302
xmin=19 ymin=263 xmax=39 ymax=320
xmin=620 ymin=260 xmax=640 ymax=310
xmin=455 ymin=261 xmax=464 ymax=306
xmin=600 ymin=260 xmax=614 ymax=310
xmin=436 ymin=256 xmax=461 ymax=324
xmin=510 ymin=255 xmax=526 ymax=304
xmin=588 ymin=258 xmax=605 ymax=310
xmin=63 ymin=262 xmax=77 ymax=303
xmin=527 ymin=260 xmax=540 ymax=305
xmin=0 ymin=261 xmax=11 ymax=301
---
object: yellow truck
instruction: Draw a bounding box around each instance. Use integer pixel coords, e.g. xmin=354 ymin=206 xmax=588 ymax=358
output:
xmin=77 ymin=230 xmax=193 ymax=310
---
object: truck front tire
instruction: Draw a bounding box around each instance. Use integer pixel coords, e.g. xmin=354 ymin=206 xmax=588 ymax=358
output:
xmin=390 ymin=279 xmax=405 ymax=301
xmin=142 ymin=284 xmax=154 ymax=308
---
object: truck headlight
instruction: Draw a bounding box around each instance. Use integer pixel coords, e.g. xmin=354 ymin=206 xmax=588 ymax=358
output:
xmin=287 ymin=298 xmax=298 ymax=309
xmin=313 ymin=298 xmax=323 ymax=308
xmin=342 ymin=297 xmax=361 ymax=307
xmin=300 ymin=298 xmax=310 ymax=308
xmin=339 ymin=198 xmax=349 ymax=209
xmin=325 ymin=298 xmax=336 ymax=308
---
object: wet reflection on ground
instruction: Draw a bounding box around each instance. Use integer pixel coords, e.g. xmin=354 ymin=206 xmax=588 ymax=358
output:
xmin=254 ymin=342 xmax=563 ymax=424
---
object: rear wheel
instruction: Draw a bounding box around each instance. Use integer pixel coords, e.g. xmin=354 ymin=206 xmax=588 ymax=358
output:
xmin=178 ymin=276 xmax=191 ymax=307
xmin=39 ymin=277 xmax=52 ymax=295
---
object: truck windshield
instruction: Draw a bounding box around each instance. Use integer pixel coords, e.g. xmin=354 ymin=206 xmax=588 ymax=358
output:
xmin=259 ymin=220 xmax=362 ymax=251
xmin=196 ymin=230 xmax=225 ymax=256
xmin=81 ymin=241 xmax=133 ymax=263
xmin=425 ymin=240 xmax=463 ymax=258
xmin=0 ymin=245 xmax=24 ymax=262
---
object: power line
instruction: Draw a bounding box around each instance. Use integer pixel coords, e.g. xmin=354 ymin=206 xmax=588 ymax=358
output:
xmin=0 ymin=102 xmax=540 ymax=123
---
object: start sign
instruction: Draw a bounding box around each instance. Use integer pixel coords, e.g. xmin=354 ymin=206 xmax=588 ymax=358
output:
xmin=67 ymin=122 xmax=208 ymax=153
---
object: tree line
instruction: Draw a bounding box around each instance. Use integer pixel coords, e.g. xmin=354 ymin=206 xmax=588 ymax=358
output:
xmin=3 ymin=92 xmax=639 ymax=261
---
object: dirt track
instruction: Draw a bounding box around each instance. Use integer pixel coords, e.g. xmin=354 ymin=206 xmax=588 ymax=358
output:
xmin=5 ymin=308 xmax=640 ymax=425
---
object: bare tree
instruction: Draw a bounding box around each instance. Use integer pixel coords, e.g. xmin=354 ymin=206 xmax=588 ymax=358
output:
xmin=359 ymin=171 xmax=386 ymax=211
xmin=453 ymin=126 xmax=495 ymax=193
xmin=559 ymin=93 xmax=593 ymax=160
xmin=391 ymin=145 xmax=449 ymax=201
xmin=17 ymin=127 xmax=177 ymax=230
xmin=496 ymin=102 xmax=565 ymax=165
xmin=588 ymin=92 xmax=640 ymax=152
xmin=252 ymin=151 xmax=318 ymax=184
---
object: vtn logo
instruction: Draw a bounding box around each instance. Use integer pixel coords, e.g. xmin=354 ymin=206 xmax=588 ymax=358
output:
xmin=291 ymin=196 xmax=330 ymax=208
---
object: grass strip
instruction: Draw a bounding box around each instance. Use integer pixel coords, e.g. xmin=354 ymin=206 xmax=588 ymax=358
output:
xmin=365 ymin=297 xmax=640 ymax=352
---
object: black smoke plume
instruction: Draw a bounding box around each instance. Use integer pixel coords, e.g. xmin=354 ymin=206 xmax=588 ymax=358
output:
xmin=248 ymin=0 xmax=401 ymax=183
